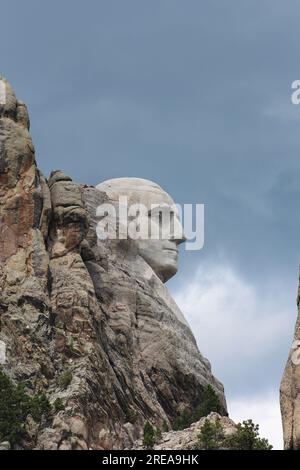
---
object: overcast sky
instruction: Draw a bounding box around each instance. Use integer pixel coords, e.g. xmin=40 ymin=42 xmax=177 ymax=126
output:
xmin=2 ymin=0 xmax=300 ymax=449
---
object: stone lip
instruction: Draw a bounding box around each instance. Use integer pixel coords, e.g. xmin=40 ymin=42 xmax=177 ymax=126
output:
xmin=0 ymin=79 xmax=227 ymax=450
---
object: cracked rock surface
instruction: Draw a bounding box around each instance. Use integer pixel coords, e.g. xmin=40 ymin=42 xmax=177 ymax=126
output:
xmin=0 ymin=79 xmax=226 ymax=449
xmin=281 ymin=269 xmax=300 ymax=449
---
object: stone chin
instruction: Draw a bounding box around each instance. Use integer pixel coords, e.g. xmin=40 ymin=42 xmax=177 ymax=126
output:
xmin=138 ymin=239 xmax=179 ymax=282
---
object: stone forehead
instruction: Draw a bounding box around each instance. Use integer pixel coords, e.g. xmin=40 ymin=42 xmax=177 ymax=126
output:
xmin=96 ymin=178 xmax=175 ymax=207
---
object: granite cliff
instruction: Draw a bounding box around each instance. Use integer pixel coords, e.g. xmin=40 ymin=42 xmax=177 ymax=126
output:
xmin=0 ymin=78 xmax=227 ymax=450
xmin=281 ymin=269 xmax=300 ymax=449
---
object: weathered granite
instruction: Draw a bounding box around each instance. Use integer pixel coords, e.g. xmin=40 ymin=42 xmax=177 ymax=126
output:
xmin=0 ymin=76 xmax=53 ymax=395
xmin=132 ymin=412 xmax=237 ymax=450
xmin=280 ymin=269 xmax=300 ymax=449
xmin=82 ymin=179 xmax=227 ymax=425
xmin=0 ymin=78 xmax=227 ymax=450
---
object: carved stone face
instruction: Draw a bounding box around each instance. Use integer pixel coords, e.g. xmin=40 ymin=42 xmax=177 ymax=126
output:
xmin=96 ymin=178 xmax=185 ymax=282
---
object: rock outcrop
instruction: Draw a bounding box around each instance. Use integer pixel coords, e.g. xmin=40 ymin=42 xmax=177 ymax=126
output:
xmin=280 ymin=269 xmax=300 ymax=449
xmin=132 ymin=413 xmax=237 ymax=450
xmin=0 ymin=76 xmax=53 ymax=400
xmin=0 ymin=78 xmax=227 ymax=449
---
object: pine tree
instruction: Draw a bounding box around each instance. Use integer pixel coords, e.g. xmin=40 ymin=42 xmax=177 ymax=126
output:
xmin=143 ymin=421 xmax=156 ymax=448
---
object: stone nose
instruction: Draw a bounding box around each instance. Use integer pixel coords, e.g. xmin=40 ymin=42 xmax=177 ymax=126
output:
xmin=169 ymin=216 xmax=186 ymax=244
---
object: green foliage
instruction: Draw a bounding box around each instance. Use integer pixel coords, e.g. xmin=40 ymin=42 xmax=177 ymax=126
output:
xmin=195 ymin=418 xmax=273 ymax=451
xmin=58 ymin=370 xmax=73 ymax=389
xmin=195 ymin=384 xmax=222 ymax=418
xmin=0 ymin=371 xmax=51 ymax=447
xmin=142 ymin=421 xmax=164 ymax=448
xmin=195 ymin=418 xmax=224 ymax=450
xmin=143 ymin=421 xmax=156 ymax=449
xmin=225 ymin=419 xmax=273 ymax=450
xmin=173 ymin=385 xmax=222 ymax=430
xmin=125 ymin=408 xmax=139 ymax=424
xmin=53 ymin=398 xmax=65 ymax=412
xmin=30 ymin=393 xmax=52 ymax=421
xmin=155 ymin=427 xmax=162 ymax=441
xmin=173 ymin=409 xmax=191 ymax=431
xmin=162 ymin=419 xmax=169 ymax=433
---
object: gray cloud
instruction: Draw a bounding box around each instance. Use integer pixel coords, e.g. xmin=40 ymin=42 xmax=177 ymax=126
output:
xmin=1 ymin=0 xmax=299 ymax=437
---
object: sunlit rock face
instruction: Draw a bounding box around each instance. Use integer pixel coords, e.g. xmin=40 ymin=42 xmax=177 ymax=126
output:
xmin=82 ymin=178 xmax=227 ymax=425
xmin=0 ymin=76 xmax=52 ymax=394
xmin=0 ymin=79 xmax=227 ymax=450
xmin=281 ymin=272 xmax=300 ymax=449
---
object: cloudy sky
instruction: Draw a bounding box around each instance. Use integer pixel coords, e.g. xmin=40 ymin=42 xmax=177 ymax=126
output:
xmin=2 ymin=0 xmax=300 ymax=448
